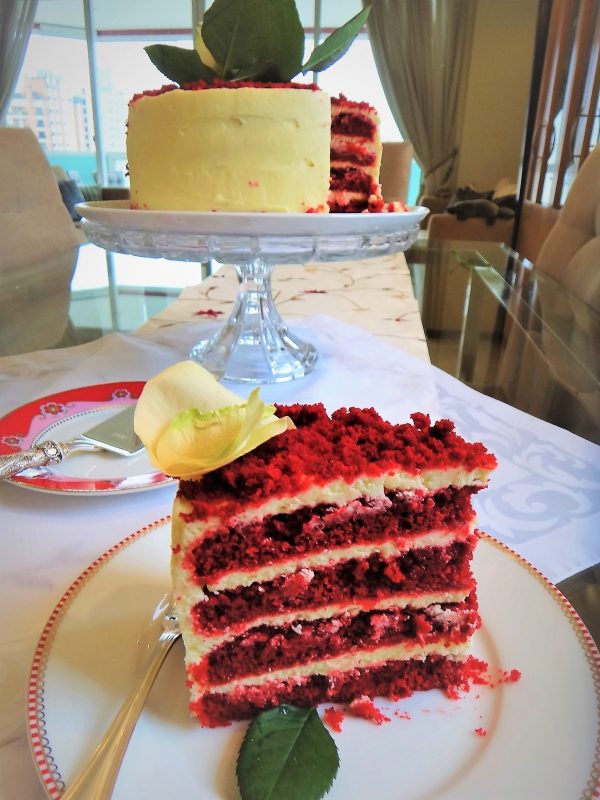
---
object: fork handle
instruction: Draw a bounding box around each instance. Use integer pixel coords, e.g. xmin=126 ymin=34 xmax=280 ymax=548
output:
xmin=0 ymin=442 xmax=68 ymax=479
xmin=60 ymin=629 xmax=179 ymax=800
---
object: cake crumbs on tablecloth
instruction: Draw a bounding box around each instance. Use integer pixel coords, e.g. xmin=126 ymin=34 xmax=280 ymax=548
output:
xmin=323 ymin=706 xmax=345 ymax=733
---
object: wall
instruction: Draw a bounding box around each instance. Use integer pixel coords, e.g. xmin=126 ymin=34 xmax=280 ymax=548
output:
xmin=457 ymin=0 xmax=539 ymax=191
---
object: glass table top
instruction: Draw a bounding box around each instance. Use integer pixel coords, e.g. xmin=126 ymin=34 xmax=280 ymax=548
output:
xmin=406 ymin=239 xmax=599 ymax=446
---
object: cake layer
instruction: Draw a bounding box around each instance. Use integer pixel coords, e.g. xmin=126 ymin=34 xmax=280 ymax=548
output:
xmin=190 ymin=538 xmax=477 ymax=634
xmin=329 ymin=96 xmax=382 ymax=212
xmin=127 ymin=83 xmax=331 ymax=212
xmin=188 ymin=524 xmax=474 ymax=594
xmin=167 ymin=405 xmax=495 ymax=728
xmin=183 ymin=485 xmax=477 ymax=584
xmin=190 ymin=654 xmax=471 ymax=726
xmin=181 ymin=588 xmax=471 ymax=663
xmin=178 ymin=408 xmax=496 ymax=516
xmin=330 ymin=141 xmax=377 ymax=166
xmin=330 ymin=167 xmax=373 ymax=193
xmin=192 ymin=596 xmax=479 ymax=686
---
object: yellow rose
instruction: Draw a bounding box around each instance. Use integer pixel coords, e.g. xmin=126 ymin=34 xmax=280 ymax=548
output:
xmin=134 ymin=361 xmax=294 ymax=478
xmin=194 ymin=25 xmax=221 ymax=74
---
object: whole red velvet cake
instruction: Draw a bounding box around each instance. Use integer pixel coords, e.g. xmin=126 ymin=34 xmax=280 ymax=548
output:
xmin=171 ymin=404 xmax=497 ymax=727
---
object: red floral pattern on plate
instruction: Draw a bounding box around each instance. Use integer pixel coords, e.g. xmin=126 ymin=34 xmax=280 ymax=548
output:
xmin=0 ymin=382 xmax=173 ymax=494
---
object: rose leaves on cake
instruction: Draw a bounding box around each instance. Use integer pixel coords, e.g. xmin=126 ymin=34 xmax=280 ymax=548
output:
xmin=144 ymin=44 xmax=216 ymax=86
xmin=134 ymin=360 xmax=294 ymax=479
xmin=237 ymin=705 xmax=339 ymax=800
xmin=200 ymin=0 xmax=305 ymax=83
xmin=302 ymin=7 xmax=371 ymax=75
xmin=145 ymin=0 xmax=371 ymax=85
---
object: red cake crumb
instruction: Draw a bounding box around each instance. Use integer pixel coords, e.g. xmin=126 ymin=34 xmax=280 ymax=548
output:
xmin=445 ymin=684 xmax=462 ymax=700
xmin=348 ymin=696 xmax=391 ymax=725
xmin=130 ymin=80 xmax=320 ymax=104
xmin=323 ymin=706 xmax=345 ymax=733
xmin=365 ymin=195 xmax=408 ymax=214
xmin=395 ymin=710 xmax=411 ymax=720
xmin=499 ymin=668 xmax=521 ymax=684
xmin=474 ymin=727 xmax=487 ymax=737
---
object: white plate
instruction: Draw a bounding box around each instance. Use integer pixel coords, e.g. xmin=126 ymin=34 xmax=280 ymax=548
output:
xmin=28 ymin=522 xmax=600 ymax=800
xmin=0 ymin=383 xmax=173 ymax=494
xmin=76 ymin=200 xmax=430 ymax=237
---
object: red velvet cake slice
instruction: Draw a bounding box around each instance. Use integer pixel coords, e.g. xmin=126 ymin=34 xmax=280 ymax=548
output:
xmin=171 ymin=405 xmax=497 ymax=727
xmin=329 ymin=95 xmax=384 ymax=213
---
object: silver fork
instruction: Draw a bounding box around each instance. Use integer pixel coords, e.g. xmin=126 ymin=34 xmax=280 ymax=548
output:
xmin=61 ymin=601 xmax=181 ymax=800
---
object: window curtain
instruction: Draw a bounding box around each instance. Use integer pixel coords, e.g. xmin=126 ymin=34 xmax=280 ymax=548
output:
xmin=0 ymin=0 xmax=39 ymax=124
xmin=365 ymin=0 xmax=476 ymax=196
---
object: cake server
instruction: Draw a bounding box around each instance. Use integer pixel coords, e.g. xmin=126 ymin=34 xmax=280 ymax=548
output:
xmin=0 ymin=404 xmax=143 ymax=480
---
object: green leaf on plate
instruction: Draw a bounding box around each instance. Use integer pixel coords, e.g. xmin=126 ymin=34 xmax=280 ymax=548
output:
xmin=237 ymin=705 xmax=340 ymax=800
xmin=302 ymin=6 xmax=371 ymax=74
xmin=201 ymin=0 xmax=305 ymax=82
xmin=144 ymin=44 xmax=216 ymax=85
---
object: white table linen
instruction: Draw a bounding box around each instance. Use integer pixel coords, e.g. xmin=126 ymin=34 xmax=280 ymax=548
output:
xmin=1 ymin=315 xmax=598 ymax=799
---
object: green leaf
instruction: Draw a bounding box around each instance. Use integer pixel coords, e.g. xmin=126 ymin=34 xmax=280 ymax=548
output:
xmin=201 ymin=0 xmax=305 ymax=82
xmin=237 ymin=706 xmax=339 ymax=800
xmin=144 ymin=44 xmax=216 ymax=85
xmin=302 ymin=6 xmax=371 ymax=74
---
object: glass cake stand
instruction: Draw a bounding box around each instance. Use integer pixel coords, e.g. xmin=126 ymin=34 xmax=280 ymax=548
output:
xmin=77 ymin=201 xmax=428 ymax=383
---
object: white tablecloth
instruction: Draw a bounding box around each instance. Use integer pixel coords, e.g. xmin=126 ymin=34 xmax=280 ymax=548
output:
xmin=1 ymin=316 xmax=599 ymax=799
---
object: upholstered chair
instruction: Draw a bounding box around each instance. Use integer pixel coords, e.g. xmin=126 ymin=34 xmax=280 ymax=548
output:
xmin=379 ymin=141 xmax=414 ymax=204
xmin=0 ymin=127 xmax=81 ymax=352
xmin=0 ymin=127 xmax=81 ymax=271
xmin=535 ymin=143 xmax=600 ymax=312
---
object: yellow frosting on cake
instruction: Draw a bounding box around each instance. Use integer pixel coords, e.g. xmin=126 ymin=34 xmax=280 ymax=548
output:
xmin=127 ymin=86 xmax=331 ymax=212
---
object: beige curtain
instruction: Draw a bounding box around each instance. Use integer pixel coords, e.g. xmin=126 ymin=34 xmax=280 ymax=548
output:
xmin=0 ymin=0 xmax=39 ymax=123
xmin=366 ymin=0 xmax=476 ymax=195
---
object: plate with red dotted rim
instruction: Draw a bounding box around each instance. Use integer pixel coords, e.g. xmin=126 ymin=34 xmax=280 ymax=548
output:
xmin=27 ymin=522 xmax=600 ymax=800
xmin=0 ymin=382 xmax=173 ymax=494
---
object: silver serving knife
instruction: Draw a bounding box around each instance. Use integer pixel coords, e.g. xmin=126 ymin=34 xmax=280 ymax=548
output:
xmin=0 ymin=405 xmax=144 ymax=480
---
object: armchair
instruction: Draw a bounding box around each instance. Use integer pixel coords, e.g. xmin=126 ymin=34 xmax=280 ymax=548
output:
xmin=0 ymin=128 xmax=81 ymax=270
xmin=420 ymin=178 xmax=517 ymax=244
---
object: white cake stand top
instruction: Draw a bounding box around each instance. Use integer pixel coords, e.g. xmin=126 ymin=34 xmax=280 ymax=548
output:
xmin=76 ymin=201 xmax=429 ymax=383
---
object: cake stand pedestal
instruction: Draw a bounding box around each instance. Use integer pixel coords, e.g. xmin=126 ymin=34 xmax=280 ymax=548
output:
xmin=78 ymin=203 xmax=428 ymax=383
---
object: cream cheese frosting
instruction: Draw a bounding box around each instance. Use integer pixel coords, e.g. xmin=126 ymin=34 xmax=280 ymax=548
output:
xmin=127 ymin=86 xmax=331 ymax=212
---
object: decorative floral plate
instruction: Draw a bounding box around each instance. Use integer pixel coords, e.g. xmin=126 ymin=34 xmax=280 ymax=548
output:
xmin=0 ymin=383 xmax=172 ymax=494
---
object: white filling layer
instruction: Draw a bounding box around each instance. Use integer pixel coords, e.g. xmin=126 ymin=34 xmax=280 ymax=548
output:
xmin=190 ymin=639 xmax=469 ymax=699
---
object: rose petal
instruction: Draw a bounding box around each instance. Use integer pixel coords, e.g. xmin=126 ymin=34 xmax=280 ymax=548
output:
xmin=134 ymin=361 xmax=294 ymax=477
xmin=134 ymin=361 xmax=242 ymax=463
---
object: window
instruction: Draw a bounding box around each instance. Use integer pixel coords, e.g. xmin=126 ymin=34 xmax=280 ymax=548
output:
xmin=525 ymin=0 xmax=600 ymax=206
xmin=6 ymin=31 xmax=96 ymax=185
xmin=10 ymin=1 xmax=406 ymax=192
